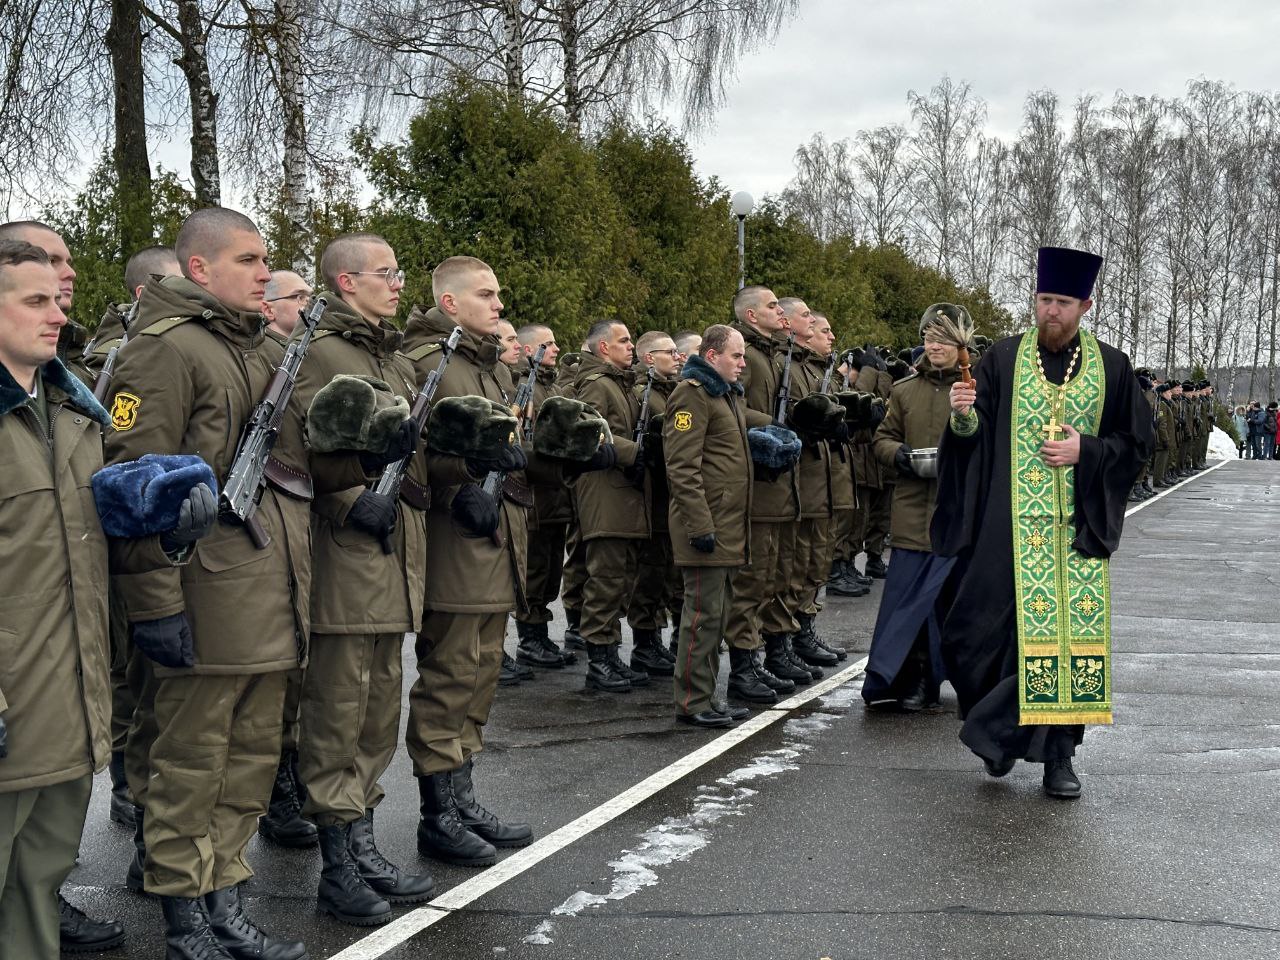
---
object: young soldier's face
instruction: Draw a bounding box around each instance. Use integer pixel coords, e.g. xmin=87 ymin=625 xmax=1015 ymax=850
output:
xmin=190 ymin=229 xmax=272 ymax=314
xmin=645 ymin=337 xmax=680 ymax=377
xmin=708 ymin=331 xmax=747 ymax=383
xmin=344 ymin=243 xmax=403 ymax=322
xmin=18 ymin=227 xmax=75 ymax=313
xmin=448 ymin=269 xmax=503 ymax=337
xmin=523 ymin=329 xmax=560 ymax=365
xmin=784 ymin=301 xmax=812 ymax=340
xmin=497 ymin=322 xmax=521 ymax=366
xmin=0 ymin=261 xmax=66 ymax=372
xmin=809 ymin=319 xmax=835 ymax=358
xmin=600 ymin=323 xmax=634 ymax=370
xmin=749 ymin=289 xmax=785 ymax=334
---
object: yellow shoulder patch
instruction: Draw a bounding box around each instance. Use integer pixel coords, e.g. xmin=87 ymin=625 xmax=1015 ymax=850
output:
xmin=110 ymin=392 xmax=141 ymax=431
xmin=672 ymin=410 xmax=693 ymax=432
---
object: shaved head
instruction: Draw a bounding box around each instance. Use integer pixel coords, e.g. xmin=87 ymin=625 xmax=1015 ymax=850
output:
xmin=517 ymin=323 xmax=552 ymax=347
xmin=320 ymin=232 xmax=389 ymax=293
xmin=124 ymin=246 xmax=179 ymax=297
xmin=174 ymin=207 xmax=260 ymax=278
xmin=431 ymin=255 xmax=493 ymax=306
xmin=0 ymin=220 xmax=57 ymax=243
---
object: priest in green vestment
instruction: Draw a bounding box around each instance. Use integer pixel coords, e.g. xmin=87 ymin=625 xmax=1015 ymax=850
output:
xmin=931 ymin=246 xmax=1154 ymax=799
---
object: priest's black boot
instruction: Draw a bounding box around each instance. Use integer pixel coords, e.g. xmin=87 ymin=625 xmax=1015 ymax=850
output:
xmin=727 ymin=647 xmax=777 ymax=704
xmin=609 ymin=642 xmax=650 ymax=686
xmin=516 ymin=621 xmax=569 ymax=669
xmin=585 ymin=642 xmax=631 ymax=693
xmin=59 ymin=894 xmax=125 ymax=953
xmin=751 ymin=648 xmax=795 ymax=694
xmin=108 ymin=750 xmax=136 ymax=828
xmin=1042 ymin=758 xmax=1082 ymax=799
xmin=160 ymin=895 xmax=233 ymax=960
xmin=317 ymin=823 xmax=391 ymax=926
xmin=784 ymin=633 xmax=823 ymax=680
xmin=763 ymin=633 xmax=812 ymax=685
xmin=630 ymin=628 xmax=673 ymax=676
xmin=900 ymin=675 xmax=931 ymax=712
xmin=416 ymin=773 xmax=497 ymax=866
xmin=126 ymin=805 xmax=150 ymax=895
xmin=348 ymin=808 xmax=434 ymax=903
xmin=453 ymin=757 xmax=534 ymax=848
xmin=791 ymin=614 xmax=839 ymax=666
xmin=563 ymin=607 xmax=587 ymax=650
xmin=259 ymin=750 xmax=317 ymax=848
xmin=205 ymin=885 xmax=307 ymax=960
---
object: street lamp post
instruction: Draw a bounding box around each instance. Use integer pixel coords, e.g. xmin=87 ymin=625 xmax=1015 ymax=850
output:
xmin=731 ymin=191 xmax=754 ymax=290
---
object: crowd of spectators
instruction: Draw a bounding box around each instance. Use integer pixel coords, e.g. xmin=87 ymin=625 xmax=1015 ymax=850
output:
xmin=1235 ymin=401 xmax=1280 ymax=459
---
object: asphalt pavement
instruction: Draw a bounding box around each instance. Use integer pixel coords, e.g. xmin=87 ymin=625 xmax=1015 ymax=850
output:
xmin=67 ymin=458 xmax=1280 ymax=959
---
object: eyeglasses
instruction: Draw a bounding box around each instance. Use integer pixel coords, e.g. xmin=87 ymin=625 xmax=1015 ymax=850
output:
xmin=347 ymin=268 xmax=406 ymax=288
xmin=265 ymin=292 xmax=311 ymax=304
xmin=648 ymin=348 xmax=680 ymax=356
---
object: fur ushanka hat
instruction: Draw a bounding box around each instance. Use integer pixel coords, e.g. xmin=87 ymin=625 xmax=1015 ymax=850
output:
xmin=426 ymin=395 xmax=518 ymax=460
xmin=532 ymin=395 xmax=610 ymax=462
xmin=306 ymin=375 xmax=411 ymax=454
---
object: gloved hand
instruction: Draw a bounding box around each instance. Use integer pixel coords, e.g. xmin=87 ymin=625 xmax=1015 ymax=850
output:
xmin=159 ymin=483 xmax=217 ymax=556
xmin=566 ymin=443 xmax=618 ymax=476
xmin=0 ymin=713 xmax=7 ymax=759
xmin=623 ymin=461 xmax=646 ymax=487
xmin=347 ymin=490 xmax=398 ymax=539
xmin=131 ymin=613 xmax=195 ymax=669
xmin=466 ymin=443 xmax=528 ymax=478
xmin=690 ymin=533 xmax=716 ymax=553
xmin=826 ymin=421 xmax=850 ymax=443
xmin=451 ymin=483 xmax=500 ymax=538
xmin=360 ymin=419 xmax=419 ymax=474
xmin=894 ymin=443 xmax=914 ymax=478
xmin=870 ymin=399 xmax=887 ymax=429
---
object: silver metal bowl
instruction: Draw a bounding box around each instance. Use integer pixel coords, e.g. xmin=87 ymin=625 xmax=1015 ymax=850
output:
xmin=909 ymin=447 xmax=939 ymax=478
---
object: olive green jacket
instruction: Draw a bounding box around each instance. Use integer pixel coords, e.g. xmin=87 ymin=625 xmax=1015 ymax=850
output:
xmin=572 ymin=351 xmax=649 ymax=540
xmin=791 ymin=352 xmax=834 ymax=520
xmin=529 ymin=364 xmax=575 ymax=528
xmin=731 ymin=321 xmax=798 ymax=522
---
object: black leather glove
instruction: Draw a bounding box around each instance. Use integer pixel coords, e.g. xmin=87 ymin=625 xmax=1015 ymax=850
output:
xmin=894 ymin=443 xmax=914 ymax=478
xmin=566 ymin=442 xmax=618 ymax=476
xmin=0 ymin=713 xmax=7 ymax=759
xmin=826 ymin=421 xmax=850 ymax=443
xmin=451 ymin=483 xmax=500 ymax=537
xmin=360 ymin=419 xmax=419 ymax=473
xmin=347 ymin=490 xmax=398 ymax=539
xmin=466 ymin=443 xmax=528 ymax=477
xmin=690 ymin=533 xmax=716 ymax=553
xmin=131 ymin=613 xmax=195 ymax=669
xmin=159 ymin=483 xmax=217 ymax=556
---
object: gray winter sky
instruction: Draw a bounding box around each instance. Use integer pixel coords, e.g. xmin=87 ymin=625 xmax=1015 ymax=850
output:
xmin=679 ymin=0 xmax=1280 ymax=199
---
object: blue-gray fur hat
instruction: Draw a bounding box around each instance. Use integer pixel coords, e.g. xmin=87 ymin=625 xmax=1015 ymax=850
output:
xmin=91 ymin=454 xmax=218 ymax=538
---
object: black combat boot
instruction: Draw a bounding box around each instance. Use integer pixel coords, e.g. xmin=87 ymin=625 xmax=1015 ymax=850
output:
xmin=108 ymin=750 xmax=136 ymax=828
xmin=827 ymin=569 xmax=870 ymax=597
xmin=630 ymin=628 xmax=673 ymax=676
xmin=316 ymin=824 xmax=392 ymax=926
xmin=452 ymin=757 xmax=534 ymax=848
xmin=348 ymin=808 xmax=434 ymax=903
xmin=608 ymin=642 xmax=650 ymax=686
xmin=750 ymin=648 xmax=795 ymax=694
xmin=791 ymin=613 xmax=839 ymax=666
xmin=783 ymin=633 xmax=823 ymax=680
xmin=585 ymin=642 xmax=631 ymax=693
xmin=499 ymin=650 xmax=531 ymax=686
xmin=563 ymin=607 xmax=587 ymax=650
xmin=258 ymin=750 xmax=317 ymax=848
xmin=205 ymin=885 xmax=306 ymax=960
xmin=710 ymin=699 xmax=751 ymax=721
xmin=126 ymin=805 xmax=150 ymax=895
xmin=763 ymin=633 xmax=812 ymax=685
xmin=1042 ymin=758 xmax=1082 ymax=799
xmin=160 ymin=895 xmax=233 ymax=960
xmin=864 ymin=554 xmax=888 ymax=579
xmin=727 ymin=647 xmax=777 ymax=704
xmin=827 ymin=558 xmax=847 ymax=584
xmin=416 ymin=773 xmax=497 ymax=867
xmin=516 ymin=621 xmax=569 ymax=669
xmin=59 ymin=894 xmax=125 ymax=953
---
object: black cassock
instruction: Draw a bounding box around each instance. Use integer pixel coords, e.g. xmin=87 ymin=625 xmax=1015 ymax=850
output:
xmin=930 ymin=331 xmax=1154 ymax=765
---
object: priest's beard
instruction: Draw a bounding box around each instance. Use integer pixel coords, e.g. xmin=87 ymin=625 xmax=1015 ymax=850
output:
xmin=1037 ymin=317 xmax=1080 ymax=352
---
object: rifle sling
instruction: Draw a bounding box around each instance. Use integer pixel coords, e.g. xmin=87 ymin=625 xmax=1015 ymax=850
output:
xmin=264 ymin=456 xmax=314 ymax=501
xmin=399 ymin=474 xmax=431 ymax=512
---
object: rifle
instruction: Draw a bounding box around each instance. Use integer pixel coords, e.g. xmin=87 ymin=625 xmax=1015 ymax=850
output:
xmin=819 ymin=352 xmax=837 ymax=394
xmin=629 ymin=366 xmax=656 ymax=488
xmin=773 ymin=332 xmax=796 ymax=426
xmin=91 ymin=301 xmax=139 ymax=403
xmin=220 ymin=297 xmax=327 ymax=549
xmin=479 ymin=342 xmax=546 ymax=544
xmin=516 ymin=344 xmax=549 ymax=444
xmin=840 ymin=349 xmax=856 ymax=391
xmin=371 ymin=325 xmax=463 ymax=553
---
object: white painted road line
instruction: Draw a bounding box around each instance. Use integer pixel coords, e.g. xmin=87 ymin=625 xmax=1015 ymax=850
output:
xmin=327 ymin=656 xmax=870 ymax=960
xmin=1124 ymin=458 xmax=1228 ymax=518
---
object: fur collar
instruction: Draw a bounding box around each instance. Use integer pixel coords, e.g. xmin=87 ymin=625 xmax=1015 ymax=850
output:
xmin=0 ymin=357 xmax=111 ymax=424
xmin=681 ymin=354 xmax=744 ymax=398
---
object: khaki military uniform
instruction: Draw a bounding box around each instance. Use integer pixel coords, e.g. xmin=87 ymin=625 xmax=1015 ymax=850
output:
xmin=105 ymin=276 xmax=325 ymax=897
xmin=784 ymin=352 xmax=837 ymax=621
xmin=1154 ymin=396 xmax=1175 ymax=486
xmin=844 ymin=364 xmax=892 ymax=570
xmin=518 ymin=365 xmax=574 ymax=626
xmin=663 ymin=358 xmax=752 ymax=715
xmin=627 ymin=375 xmax=682 ymax=632
xmin=555 ymin=355 xmax=589 ymax=621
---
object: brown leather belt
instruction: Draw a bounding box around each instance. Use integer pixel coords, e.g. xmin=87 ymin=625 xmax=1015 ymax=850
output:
xmin=502 ymin=474 xmax=534 ymax=508
xmin=400 ymin=474 xmax=431 ymax=511
xmin=264 ymin=456 xmax=314 ymax=501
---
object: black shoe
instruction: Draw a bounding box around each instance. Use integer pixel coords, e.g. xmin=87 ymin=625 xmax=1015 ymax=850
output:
xmin=727 ymin=647 xmax=778 ymax=704
xmin=608 ymin=642 xmax=650 ymax=686
xmin=827 ymin=559 xmax=850 ymax=584
xmin=316 ymin=824 xmax=392 ymax=926
xmin=126 ymin=805 xmax=150 ymax=896
xmin=784 ymin=633 xmax=823 ymax=680
xmin=499 ymin=651 xmax=526 ymax=686
xmin=108 ymin=750 xmax=136 ymax=828
xmin=452 ymin=757 xmax=534 ymax=848
xmin=827 ymin=574 xmax=870 ymax=597
xmin=792 ymin=614 xmax=839 ymax=666
xmin=259 ymin=751 xmax=317 ymax=848
xmin=160 ymin=895 xmax=233 ymax=960
xmin=205 ymin=885 xmax=306 ymax=960
xmin=59 ymin=894 xmax=125 ymax=953
xmin=516 ymin=621 xmax=569 ymax=669
xmin=416 ymin=773 xmax=497 ymax=866
xmin=348 ymin=808 xmax=434 ymax=904
xmin=585 ymin=642 xmax=632 ymax=693
xmin=563 ymin=608 xmax=587 ymax=651
xmin=813 ymin=634 xmax=848 ymax=661
xmin=900 ymin=676 xmax=938 ymax=712
xmin=676 ymin=710 xmax=733 ymax=728
xmin=983 ymin=755 xmax=1016 ymax=778
xmin=1042 ymin=758 xmax=1082 ymax=798
xmin=763 ymin=634 xmax=812 ymax=685
xmin=864 ymin=555 xmax=888 ymax=579
xmin=749 ymin=648 xmax=795 ymax=694
xmin=711 ymin=699 xmax=750 ymax=721
xmin=630 ymin=628 xmax=674 ymax=676
xmin=864 ymin=697 xmax=904 ymax=712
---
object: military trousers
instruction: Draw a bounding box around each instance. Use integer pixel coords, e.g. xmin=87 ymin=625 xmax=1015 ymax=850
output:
xmin=761 ymin=521 xmax=801 ymax=636
xmin=561 ymin=526 xmax=588 ymax=616
xmin=0 ymin=774 xmax=91 ymax=960
xmin=863 ymin=484 xmax=892 ymax=557
xmin=627 ymin=531 xmax=682 ymax=631
xmin=1153 ymin=450 xmax=1170 ymax=486
xmin=674 ymin=566 xmax=738 ymax=716
xmin=281 ymin=667 xmax=304 ymax=755
xmin=796 ymin=514 xmax=834 ymax=616
xmin=518 ymin=521 xmax=569 ymax=625
xmin=832 ymin=505 xmax=857 ymax=565
xmin=298 ymin=633 xmax=403 ymax=826
xmin=407 ymin=610 xmax=505 ymax=776
xmin=725 ymin=521 xmax=781 ymax=650
xmin=581 ymin=537 xmax=641 ymax=646
xmin=108 ymin=582 xmax=134 ymax=752
xmin=142 ymin=672 xmax=286 ymax=896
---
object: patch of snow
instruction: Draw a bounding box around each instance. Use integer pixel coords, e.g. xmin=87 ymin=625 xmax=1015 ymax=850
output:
xmin=1208 ymin=426 xmax=1237 ymax=461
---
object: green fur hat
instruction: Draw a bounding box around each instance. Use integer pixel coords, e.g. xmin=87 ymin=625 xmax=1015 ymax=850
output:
xmin=426 ymin=395 xmax=518 ymax=459
xmin=533 ymin=395 xmax=611 ymax=462
xmin=306 ymin=375 xmax=411 ymax=454
xmin=833 ymin=390 xmax=874 ymax=425
xmin=790 ymin=393 xmax=845 ymax=436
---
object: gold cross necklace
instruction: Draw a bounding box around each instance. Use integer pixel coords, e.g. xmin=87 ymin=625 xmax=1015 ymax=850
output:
xmin=1035 ymin=341 xmax=1081 ymax=442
